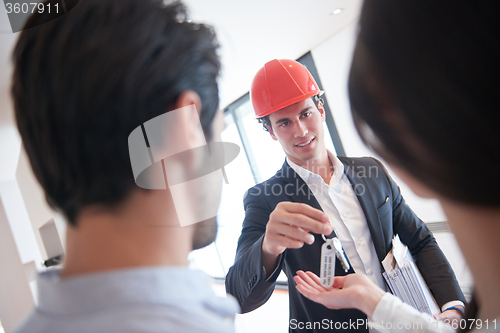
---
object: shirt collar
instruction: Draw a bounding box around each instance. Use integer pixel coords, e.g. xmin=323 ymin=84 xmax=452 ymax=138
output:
xmin=286 ymin=150 xmax=344 ymax=186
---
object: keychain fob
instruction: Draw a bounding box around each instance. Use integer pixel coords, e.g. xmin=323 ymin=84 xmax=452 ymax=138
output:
xmin=320 ymin=238 xmax=336 ymax=288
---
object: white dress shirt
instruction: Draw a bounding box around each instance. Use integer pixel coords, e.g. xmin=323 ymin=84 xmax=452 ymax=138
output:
xmin=287 ymin=151 xmax=387 ymax=290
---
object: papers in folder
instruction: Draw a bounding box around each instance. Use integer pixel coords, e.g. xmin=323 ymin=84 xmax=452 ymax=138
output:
xmin=382 ymin=235 xmax=440 ymax=316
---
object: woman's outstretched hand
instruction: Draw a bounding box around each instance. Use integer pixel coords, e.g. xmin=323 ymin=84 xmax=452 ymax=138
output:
xmin=293 ymin=270 xmax=386 ymax=318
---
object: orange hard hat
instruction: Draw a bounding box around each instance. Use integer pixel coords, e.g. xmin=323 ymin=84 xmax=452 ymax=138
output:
xmin=250 ymin=59 xmax=323 ymax=118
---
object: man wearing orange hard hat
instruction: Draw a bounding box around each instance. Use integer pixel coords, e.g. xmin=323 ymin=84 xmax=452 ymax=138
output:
xmin=226 ymin=59 xmax=465 ymax=332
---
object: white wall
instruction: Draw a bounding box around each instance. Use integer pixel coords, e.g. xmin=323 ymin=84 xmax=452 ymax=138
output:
xmin=0 ymin=181 xmax=36 ymax=333
xmin=0 ymin=140 xmax=62 ymax=333
xmin=16 ymin=148 xmax=63 ymax=259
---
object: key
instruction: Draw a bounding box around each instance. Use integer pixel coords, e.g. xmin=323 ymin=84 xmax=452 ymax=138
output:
xmin=320 ymin=238 xmax=336 ymax=288
xmin=332 ymin=237 xmax=350 ymax=272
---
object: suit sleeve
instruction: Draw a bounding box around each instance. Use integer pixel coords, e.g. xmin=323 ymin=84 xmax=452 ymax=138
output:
xmin=225 ymin=185 xmax=285 ymax=313
xmin=373 ymin=159 xmax=466 ymax=308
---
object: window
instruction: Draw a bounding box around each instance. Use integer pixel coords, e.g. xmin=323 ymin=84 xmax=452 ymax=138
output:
xmin=188 ymin=52 xmax=345 ymax=284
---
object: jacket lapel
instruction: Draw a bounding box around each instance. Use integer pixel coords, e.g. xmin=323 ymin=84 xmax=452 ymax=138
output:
xmin=340 ymin=158 xmax=387 ymax=263
xmin=275 ymin=160 xmax=323 ymax=212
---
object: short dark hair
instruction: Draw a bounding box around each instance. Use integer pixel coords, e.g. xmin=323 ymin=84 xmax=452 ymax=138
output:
xmin=12 ymin=0 xmax=221 ymax=225
xmin=349 ymin=0 xmax=500 ymax=207
xmin=257 ymin=115 xmax=272 ymax=132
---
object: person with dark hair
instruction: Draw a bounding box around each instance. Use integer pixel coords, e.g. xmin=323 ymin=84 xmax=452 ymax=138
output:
xmin=225 ymin=58 xmax=465 ymax=332
xmin=294 ymin=1 xmax=499 ymax=332
xmin=12 ymin=0 xmax=238 ymax=332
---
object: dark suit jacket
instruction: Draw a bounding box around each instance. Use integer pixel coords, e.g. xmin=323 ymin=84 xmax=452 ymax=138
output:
xmin=226 ymin=157 xmax=465 ymax=333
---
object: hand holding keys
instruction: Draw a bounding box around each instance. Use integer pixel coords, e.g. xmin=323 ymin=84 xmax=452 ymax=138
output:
xmin=319 ymin=232 xmax=350 ymax=287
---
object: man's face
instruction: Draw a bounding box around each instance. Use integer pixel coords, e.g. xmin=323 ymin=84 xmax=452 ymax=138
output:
xmin=192 ymin=109 xmax=225 ymax=250
xmin=267 ymin=98 xmax=326 ymax=167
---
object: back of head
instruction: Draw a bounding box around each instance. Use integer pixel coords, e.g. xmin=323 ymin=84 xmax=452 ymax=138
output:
xmin=349 ymin=0 xmax=500 ymax=206
xmin=12 ymin=0 xmax=220 ymax=225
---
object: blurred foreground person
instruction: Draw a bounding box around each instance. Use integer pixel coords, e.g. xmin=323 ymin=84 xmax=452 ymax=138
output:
xmin=12 ymin=0 xmax=238 ymax=332
xmin=294 ymin=1 xmax=500 ymax=332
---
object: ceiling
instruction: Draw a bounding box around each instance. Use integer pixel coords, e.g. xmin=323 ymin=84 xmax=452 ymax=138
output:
xmin=182 ymin=0 xmax=363 ymax=108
